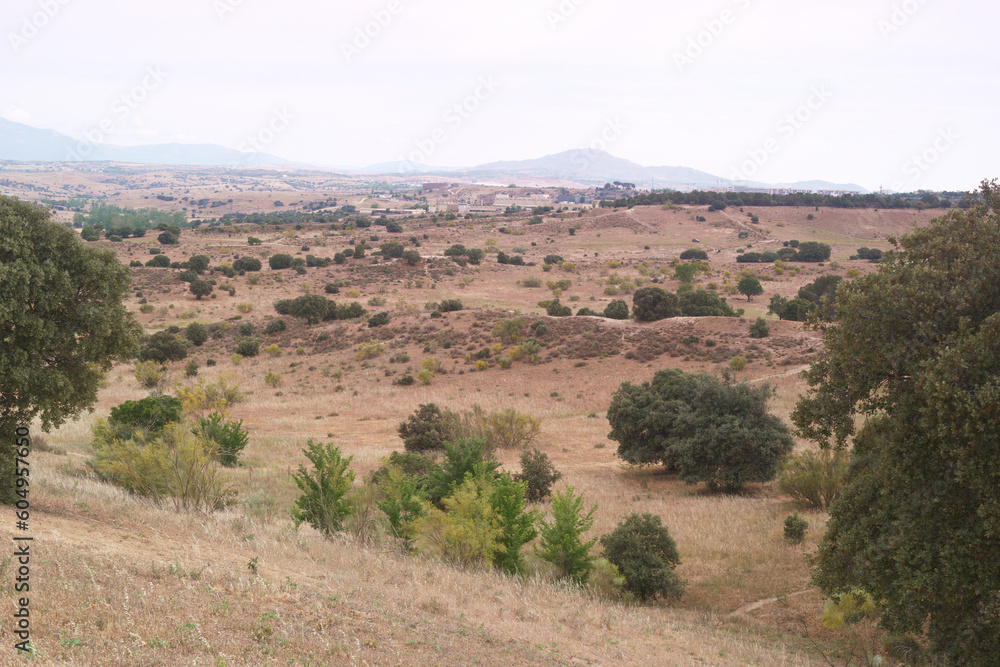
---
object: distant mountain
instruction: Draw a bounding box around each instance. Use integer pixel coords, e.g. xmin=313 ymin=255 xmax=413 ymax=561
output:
xmin=0 ymin=118 xmax=288 ymax=166
xmin=360 ymin=159 xmax=467 ymax=174
xmin=459 ymin=149 xmax=723 ymax=189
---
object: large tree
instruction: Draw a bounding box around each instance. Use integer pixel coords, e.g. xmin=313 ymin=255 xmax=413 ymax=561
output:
xmin=792 ymin=180 xmax=1000 ymax=663
xmin=0 ymin=197 xmax=140 ymax=503
xmin=607 ymin=368 xmax=793 ymax=490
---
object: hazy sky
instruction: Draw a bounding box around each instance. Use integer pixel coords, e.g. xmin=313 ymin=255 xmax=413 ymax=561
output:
xmin=3 ymin=0 xmax=996 ymax=191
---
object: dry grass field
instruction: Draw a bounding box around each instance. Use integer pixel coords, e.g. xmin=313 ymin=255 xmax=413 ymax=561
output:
xmin=1 ymin=171 xmax=945 ymax=665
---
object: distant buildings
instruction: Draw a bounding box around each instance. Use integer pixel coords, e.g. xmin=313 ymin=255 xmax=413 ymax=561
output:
xmin=421 ymin=182 xmax=448 ymax=194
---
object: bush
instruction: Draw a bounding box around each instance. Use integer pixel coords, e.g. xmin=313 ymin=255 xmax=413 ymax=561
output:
xmin=535 ymin=485 xmax=598 ymax=583
xmin=185 ymin=322 xmax=209 ymax=346
xmin=189 ymin=279 xmax=213 ymax=300
xmin=195 ymin=412 xmax=250 ymax=467
xmin=90 ymin=422 xmax=235 ymax=512
xmin=794 ymin=241 xmax=831 ymax=262
xmin=515 ymin=447 xmax=562 ymax=502
xmin=133 ymin=360 xmax=171 ymax=390
xmin=268 ymin=253 xmax=293 ymax=270
xmin=607 ymin=369 xmax=794 ymax=490
xmin=108 ymin=395 xmax=183 ymax=436
xmin=439 ymin=299 xmax=463 ymax=312
xmin=678 ymin=289 xmax=737 ymax=317
xmin=146 ymin=254 xmax=171 ymax=268
xmin=603 ymin=299 xmax=629 ymax=320
xmin=784 ymin=512 xmax=808 ymax=543
xmin=679 ymin=249 xmax=708 ymax=260
xmin=368 ymin=312 xmax=390 ymax=328
xmin=529 ymin=320 xmax=548 ymax=336
xmin=398 ymin=403 xmax=462 ymax=452
xmin=543 ymin=254 xmax=564 ymax=265
xmin=777 ymin=449 xmax=849 ymax=509
xmin=411 ymin=477 xmax=503 ymax=569
xmin=333 ymin=252 xmax=347 ymax=264
xmin=235 ymin=337 xmax=261 ymax=357
xmin=275 ymin=294 xmax=332 ymax=324
xmin=632 ymin=287 xmax=678 ymax=321
xmin=178 ymin=269 xmax=197 ymax=283
xmin=184 ymin=359 xmax=199 ymax=378
xmin=749 ymin=317 xmax=770 ymax=338
xmin=140 ymin=331 xmax=188 ymax=363
xmin=237 ymin=322 xmax=255 ymax=337
xmin=600 ymin=513 xmax=684 ymax=602
xmin=290 ymin=440 xmax=355 ymax=537
xmin=424 ymin=438 xmax=500 ymax=506
xmin=489 ymin=473 xmax=540 ymax=575
xmin=264 ymin=319 xmax=287 ymax=335
xmin=233 ymin=256 xmax=262 ymax=272
xmin=545 ymin=298 xmax=571 ymax=317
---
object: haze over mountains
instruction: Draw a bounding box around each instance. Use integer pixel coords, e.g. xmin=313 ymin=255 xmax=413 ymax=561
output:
xmin=0 ymin=118 xmax=866 ymax=193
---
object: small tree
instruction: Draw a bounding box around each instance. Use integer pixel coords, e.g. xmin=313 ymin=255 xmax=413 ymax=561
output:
xmin=515 ymin=446 xmax=562 ymax=502
xmin=632 ymin=287 xmax=678 ymax=321
xmin=189 ymin=279 xmax=213 ymax=300
xmin=535 ymin=485 xmax=598 ymax=583
xmin=603 ymin=299 xmax=629 ymax=320
xmin=195 ymin=412 xmax=249 ymax=467
xmin=185 ymin=322 xmax=209 ymax=346
xmin=489 ymin=473 xmax=540 ymax=575
xmin=600 ymin=513 xmax=684 ymax=602
xmin=749 ymin=317 xmax=770 ymax=338
xmin=268 ymin=253 xmax=293 ymax=270
xmin=140 ymin=331 xmax=188 ymax=363
xmin=398 ymin=403 xmax=460 ymax=452
xmin=290 ymin=440 xmax=355 ymax=537
xmin=737 ymin=276 xmax=764 ymax=301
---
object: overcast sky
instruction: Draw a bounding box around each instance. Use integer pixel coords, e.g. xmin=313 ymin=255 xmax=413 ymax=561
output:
xmin=2 ymin=0 xmax=996 ymax=191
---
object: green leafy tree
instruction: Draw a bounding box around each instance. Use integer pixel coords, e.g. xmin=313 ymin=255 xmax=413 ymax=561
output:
xmin=600 ymin=513 xmax=683 ymax=602
xmin=0 ymin=197 xmax=141 ymax=502
xmin=603 ymin=299 xmax=629 ymax=320
xmin=189 ymin=279 xmax=213 ymax=300
xmin=139 ymin=331 xmax=188 ymax=363
xmin=185 ymin=322 xmax=209 ymax=346
xmin=268 ymin=253 xmax=293 ymax=270
xmin=677 ymin=289 xmax=737 ymax=317
xmin=535 ymin=485 xmax=598 ymax=583
xmin=397 ymin=403 xmax=460 ymax=453
xmin=767 ymin=294 xmax=788 ymax=319
xmin=792 ymin=181 xmax=1000 ymax=663
xmin=797 ymin=275 xmax=842 ymax=319
xmin=794 ymin=241 xmax=831 ymax=262
xmin=424 ymin=439 xmax=500 ymax=506
xmin=679 ymin=248 xmax=708 ymax=260
xmin=515 ymin=446 xmax=562 ymax=502
xmin=187 ymin=254 xmax=210 ymax=273
xmin=488 ymin=473 xmax=540 ymax=575
xmin=607 ymin=369 xmax=793 ymax=490
xmin=673 ymin=263 xmax=697 ymax=283
xmin=290 ymin=440 xmax=355 ymax=537
xmin=233 ymin=256 xmax=262 ymax=272
xmin=376 ymin=465 xmax=426 ymax=546
xmin=632 ymin=287 xmax=678 ymax=321
xmin=737 ymin=276 xmax=764 ymax=301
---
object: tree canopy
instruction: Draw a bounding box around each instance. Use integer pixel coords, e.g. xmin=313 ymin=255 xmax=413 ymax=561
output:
xmin=607 ymin=369 xmax=793 ymax=490
xmin=792 ymin=180 xmax=1000 ymax=663
xmin=0 ymin=196 xmax=140 ymax=503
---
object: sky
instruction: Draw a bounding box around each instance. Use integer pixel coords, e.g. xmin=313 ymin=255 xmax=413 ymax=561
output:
xmin=2 ymin=0 xmax=997 ymax=191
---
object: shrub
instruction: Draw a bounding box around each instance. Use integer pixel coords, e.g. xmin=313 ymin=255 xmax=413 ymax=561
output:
xmin=679 ymin=248 xmax=708 ymax=260
xmin=489 ymin=473 xmax=540 ymax=575
xmin=749 ymin=317 xmax=770 ymax=338
xmin=529 ymin=320 xmax=547 ymax=336
xmin=520 ymin=276 xmax=543 ymax=288
xmin=139 ymin=303 xmax=155 ymax=314
xmin=411 ymin=478 xmax=503 ymax=569
xmin=777 ymin=448 xmax=849 ymax=509
xmin=133 ymin=360 xmax=170 ymax=390
xmin=607 ymin=369 xmax=794 ymax=490
xmin=264 ymin=370 xmax=282 ymax=387
xmin=174 ymin=374 xmax=244 ymax=417
xmin=195 ymin=412 xmax=250 ymax=467
xmin=237 ymin=322 xmax=254 ymax=337
xmin=268 ymin=253 xmax=293 ymax=270
xmin=600 ymin=513 xmax=684 ymax=602
xmin=545 ymin=298 xmax=571 ymax=317
xmin=396 ymin=374 xmax=415 ymax=386
xmin=368 ymin=312 xmax=390 ymax=328
xmin=108 ymin=395 xmax=183 ymax=436
xmin=398 ymin=403 xmax=461 ymax=453
xmin=140 ymin=331 xmax=188 ymax=363
xmin=424 ymin=439 xmax=500 ymax=506
xmin=374 ymin=463 xmax=426 ymax=546
xmin=235 ymin=337 xmax=261 ymax=357
xmin=178 ymin=269 xmax=197 ymax=283
xmin=632 ymin=287 xmax=678 ymax=321
xmin=90 ymin=423 xmax=235 ymax=512
xmin=146 ymin=254 xmax=171 ymax=268
xmin=264 ymin=319 xmax=287 ymax=335
xmin=355 ymin=339 xmax=385 ymax=361
xmin=184 ymin=359 xmax=199 ymax=378
xmin=479 ymin=409 xmax=541 ymax=450
xmin=603 ymin=299 xmax=629 ymax=320
xmin=236 ymin=302 xmax=254 ymax=314
xmin=678 ymin=289 xmax=737 ymax=317
xmin=515 ymin=447 xmax=562 ymax=502
xmin=794 ymin=241 xmax=831 ymax=262
xmin=275 ymin=294 xmax=332 ymax=324
xmin=185 ymin=322 xmax=209 ymax=346
xmin=439 ymin=299 xmax=463 ymax=312
xmin=535 ymin=485 xmax=598 ymax=583
xmin=543 ymin=254 xmax=564 ymax=265
xmin=333 ymin=252 xmax=347 ymax=264
xmin=784 ymin=512 xmax=808 ymax=544
xmin=290 ymin=440 xmax=355 ymax=537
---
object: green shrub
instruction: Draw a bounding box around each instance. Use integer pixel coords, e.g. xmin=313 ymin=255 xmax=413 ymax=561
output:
xmin=603 ymin=299 xmax=630 ymax=320
xmin=90 ymin=422 xmax=236 ymax=512
xmin=146 ymin=254 xmax=171 ymax=268
xmin=397 ymin=403 xmax=461 ymax=453
xmin=600 ymin=513 xmax=684 ymax=602
xmin=375 ymin=464 xmax=426 ymax=546
xmin=478 ymin=408 xmax=541 ymax=451
xmin=679 ymin=248 xmax=708 ymax=260
xmin=235 ymin=337 xmax=261 ymax=357
xmin=184 ymin=359 xmax=199 ymax=378
xmin=411 ymin=478 xmax=503 ymax=569
xmin=368 ymin=312 xmax=390 ymax=328
xmin=268 ymin=253 xmax=293 ymax=270
xmin=677 ymin=289 xmax=737 ymax=317
xmin=233 ymin=256 xmax=262 ymax=272
xmin=178 ymin=269 xmax=197 ymax=283
xmin=264 ymin=319 xmax=286 ymax=335
xmin=108 ymin=395 xmax=183 ymax=436
xmin=515 ymin=447 xmax=562 ymax=502
xmin=140 ymin=331 xmax=188 ymax=363
xmin=423 ymin=439 xmax=500 ymax=506
xmin=185 ymin=322 xmax=209 ymax=346
xmin=396 ymin=374 xmax=415 ymax=386
xmin=535 ymin=485 xmax=598 ymax=583
xmin=632 ymin=287 xmax=678 ymax=321
xmin=777 ymin=449 xmax=849 ymax=509
xmin=237 ymin=322 xmax=255 ymax=337
xmin=290 ymin=440 xmax=355 ymax=537
xmin=195 ymin=412 xmax=250 ymax=467
xmin=749 ymin=317 xmax=770 ymax=338
xmin=784 ymin=512 xmax=808 ymax=543
xmin=439 ymin=299 xmax=463 ymax=312
xmin=529 ymin=320 xmax=548 ymax=336
xmin=545 ymin=298 xmax=571 ymax=317
xmin=489 ymin=473 xmax=540 ymax=575
xmin=133 ymin=360 xmax=171 ymax=390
